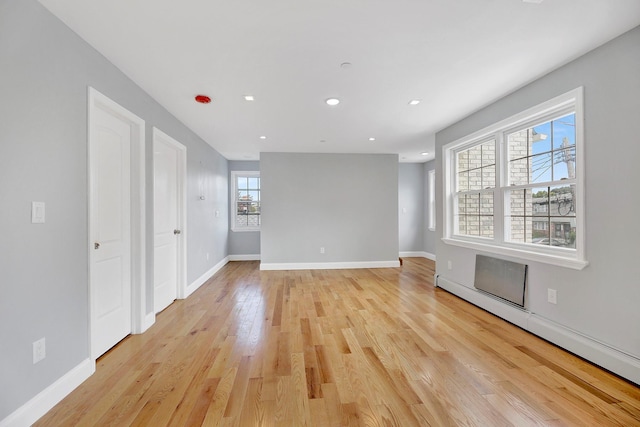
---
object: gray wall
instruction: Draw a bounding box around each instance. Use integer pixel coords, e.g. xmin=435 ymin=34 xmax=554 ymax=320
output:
xmin=0 ymin=0 xmax=228 ymax=420
xmin=228 ymin=160 xmax=261 ymax=256
xmin=398 ymin=163 xmax=424 ymax=252
xmin=260 ymin=153 xmax=399 ymax=264
xmin=423 ymin=160 xmax=437 ymax=256
xmin=435 ymin=26 xmax=640 ymax=363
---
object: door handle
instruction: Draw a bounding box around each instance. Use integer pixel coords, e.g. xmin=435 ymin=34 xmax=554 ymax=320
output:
xmin=174 ymin=229 xmax=181 ymax=235
xmin=94 ymin=242 xmax=100 ymax=250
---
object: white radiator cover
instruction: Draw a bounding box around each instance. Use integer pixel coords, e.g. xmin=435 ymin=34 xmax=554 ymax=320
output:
xmin=474 ymin=255 xmax=527 ymax=307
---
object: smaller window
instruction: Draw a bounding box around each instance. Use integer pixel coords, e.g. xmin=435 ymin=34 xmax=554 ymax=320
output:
xmin=428 ymin=169 xmax=436 ymax=231
xmin=231 ymin=171 xmax=260 ymax=231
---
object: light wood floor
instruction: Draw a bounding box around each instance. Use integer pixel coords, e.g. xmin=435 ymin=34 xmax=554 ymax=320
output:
xmin=36 ymin=258 xmax=640 ymax=426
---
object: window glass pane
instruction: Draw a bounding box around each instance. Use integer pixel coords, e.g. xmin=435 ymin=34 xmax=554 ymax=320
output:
xmin=467 ymin=215 xmax=480 ymax=236
xmin=480 ymin=216 xmax=494 ymax=238
xmin=509 ymin=217 xmax=527 ymax=243
xmin=531 ymin=122 xmax=551 ymax=154
xmin=553 ymin=114 xmax=576 ymax=150
xmin=482 ymin=164 xmax=495 ymax=189
xmin=553 ymin=147 xmax=576 ymax=180
xmin=480 ymin=193 xmax=494 ymax=238
xmin=481 ymin=140 xmax=495 ymax=166
xmin=468 ymin=145 xmax=482 ymax=171
xmin=480 ymin=193 xmax=493 ymax=215
xmin=548 ymin=218 xmax=575 ymax=248
xmin=549 ymin=185 xmax=575 ymax=218
xmin=457 ymin=171 xmax=469 ymax=192
xmin=509 ymin=189 xmax=526 ymax=217
xmin=457 ymin=150 xmax=469 ymax=172
xmin=467 ymin=194 xmax=479 ymax=215
xmin=532 ymin=187 xmax=549 ymax=217
xmin=457 ymin=215 xmax=467 ymax=235
xmin=457 ymin=195 xmax=467 ymax=215
xmin=530 ymin=152 xmax=553 ymax=183
xmin=237 ymin=176 xmax=248 ymax=190
xmin=508 ymin=129 xmax=530 ymax=161
xmin=469 ymin=168 xmax=482 ymax=191
xmin=247 ymin=177 xmax=259 ymax=189
xmin=509 ymin=157 xmax=529 ymax=185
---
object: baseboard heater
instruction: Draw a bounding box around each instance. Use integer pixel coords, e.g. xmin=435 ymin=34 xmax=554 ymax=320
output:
xmin=474 ymin=255 xmax=527 ymax=307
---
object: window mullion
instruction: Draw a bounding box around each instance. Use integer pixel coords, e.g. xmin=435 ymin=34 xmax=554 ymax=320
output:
xmin=494 ymin=132 xmax=505 ymax=243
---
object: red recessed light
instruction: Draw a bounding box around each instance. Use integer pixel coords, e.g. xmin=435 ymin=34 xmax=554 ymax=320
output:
xmin=195 ymin=94 xmax=211 ymax=104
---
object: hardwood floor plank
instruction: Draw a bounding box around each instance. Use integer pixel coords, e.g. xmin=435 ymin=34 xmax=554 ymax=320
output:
xmin=34 ymin=258 xmax=640 ymax=426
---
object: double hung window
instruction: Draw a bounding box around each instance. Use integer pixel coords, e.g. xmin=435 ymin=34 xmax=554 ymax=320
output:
xmin=231 ymin=171 xmax=260 ymax=231
xmin=443 ymin=88 xmax=586 ymax=269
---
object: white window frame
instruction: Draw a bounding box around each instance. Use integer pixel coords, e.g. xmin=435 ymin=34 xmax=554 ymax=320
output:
xmin=428 ymin=169 xmax=436 ymax=231
xmin=442 ymin=87 xmax=587 ymax=270
xmin=231 ymin=171 xmax=260 ymax=232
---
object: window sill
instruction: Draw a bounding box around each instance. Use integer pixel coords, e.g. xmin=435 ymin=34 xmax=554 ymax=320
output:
xmin=441 ymin=237 xmax=588 ymax=270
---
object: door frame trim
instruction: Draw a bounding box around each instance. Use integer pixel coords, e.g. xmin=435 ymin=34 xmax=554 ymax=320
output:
xmin=88 ymin=87 xmax=147 ymax=360
xmin=152 ymin=127 xmax=188 ymax=302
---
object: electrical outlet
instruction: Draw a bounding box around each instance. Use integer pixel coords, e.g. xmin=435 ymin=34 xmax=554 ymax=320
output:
xmin=447 ymin=260 xmax=452 ymax=270
xmin=320 ymin=247 xmax=325 ymax=254
xmin=33 ymin=338 xmax=46 ymax=364
xmin=547 ymin=288 xmax=557 ymax=305
xmin=206 ymin=252 xmax=210 ymax=261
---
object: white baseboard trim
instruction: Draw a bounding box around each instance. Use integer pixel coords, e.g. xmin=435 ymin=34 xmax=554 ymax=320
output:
xmin=435 ymin=275 xmax=640 ymax=385
xmin=0 ymin=359 xmax=94 ymax=427
xmin=184 ymin=256 xmax=229 ymax=298
xmin=399 ymin=251 xmax=436 ymax=261
xmin=140 ymin=312 xmax=156 ymax=333
xmin=228 ymin=254 xmax=261 ymax=261
xmin=260 ymin=260 xmax=400 ymax=271
xmin=435 ymin=275 xmax=530 ymax=329
xmin=528 ymin=316 xmax=640 ymax=385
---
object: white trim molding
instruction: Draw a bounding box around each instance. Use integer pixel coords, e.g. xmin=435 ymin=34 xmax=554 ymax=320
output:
xmin=228 ymin=254 xmax=261 ymax=261
xmin=399 ymin=251 xmax=436 ymax=261
xmin=435 ymin=274 xmax=640 ymax=385
xmin=260 ymin=260 xmax=400 ymax=271
xmin=185 ymin=256 xmax=230 ymax=298
xmin=0 ymin=359 xmax=94 ymax=427
xmin=141 ymin=312 xmax=156 ymax=333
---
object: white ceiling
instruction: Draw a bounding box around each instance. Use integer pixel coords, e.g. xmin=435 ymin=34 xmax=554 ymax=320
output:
xmin=39 ymin=0 xmax=640 ymax=163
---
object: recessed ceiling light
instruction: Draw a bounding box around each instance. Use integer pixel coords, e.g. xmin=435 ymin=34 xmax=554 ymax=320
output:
xmin=421 ymin=152 xmax=429 ymax=156
xmin=522 ymin=0 xmax=543 ymax=3
xmin=195 ymin=94 xmax=212 ymax=104
xmin=259 ymin=135 xmax=267 ymax=140
xmin=244 ymin=95 xmax=254 ymax=101
xmin=325 ymin=98 xmax=340 ymax=106
xmin=369 ymin=137 xmax=376 ymax=141
xmin=340 ymin=62 xmax=352 ymax=69
xmin=409 ymin=99 xmax=421 ymax=106
xmin=320 ymin=139 xmax=326 ymax=143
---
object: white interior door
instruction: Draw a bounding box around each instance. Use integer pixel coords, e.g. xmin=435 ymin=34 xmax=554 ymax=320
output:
xmin=153 ymin=130 xmax=185 ymax=313
xmin=90 ymin=106 xmax=132 ymax=359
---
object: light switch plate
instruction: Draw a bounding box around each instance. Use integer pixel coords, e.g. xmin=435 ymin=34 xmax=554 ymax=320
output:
xmin=32 ymin=202 xmax=45 ymax=223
